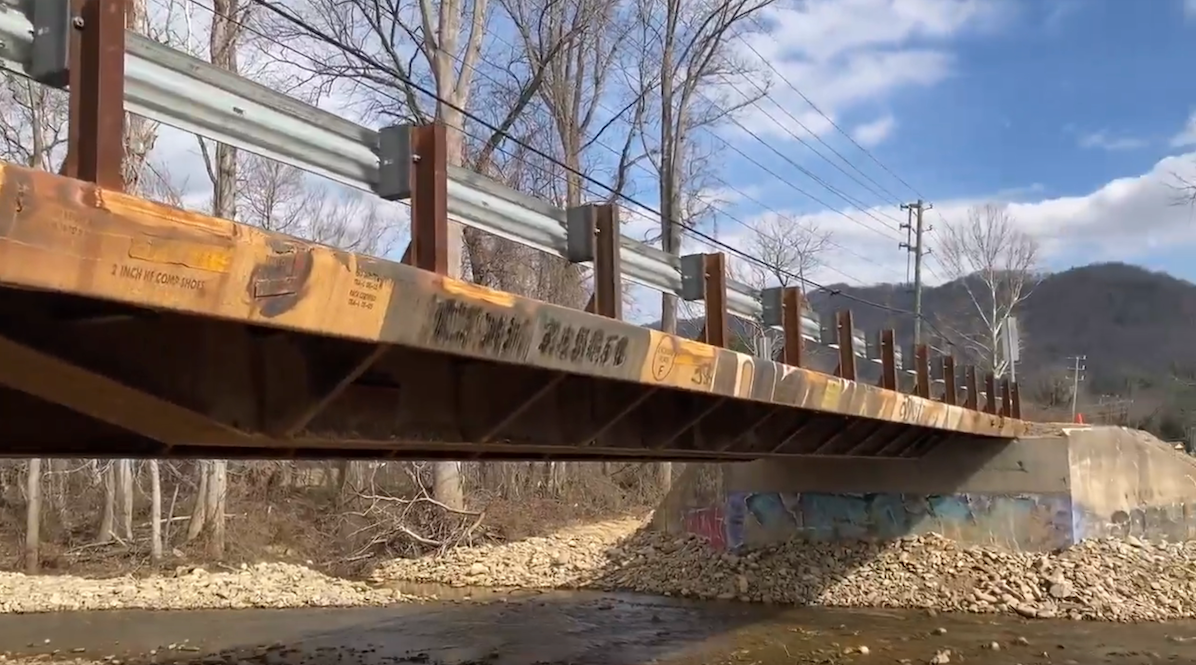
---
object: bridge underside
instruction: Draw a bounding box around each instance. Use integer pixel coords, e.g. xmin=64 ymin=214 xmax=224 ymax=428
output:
xmin=0 ymin=286 xmax=964 ymax=461
xmin=0 ymin=164 xmax=1024 ymax=460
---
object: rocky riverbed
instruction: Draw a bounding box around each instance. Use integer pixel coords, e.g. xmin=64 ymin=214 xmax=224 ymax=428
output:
xmin=0 ymin=562 xmax=419 ymax=613
xmin=373 ymin=517 xmax=1196 ymax=622
xmin=6 ymin=515 xmax=1196 ymax=623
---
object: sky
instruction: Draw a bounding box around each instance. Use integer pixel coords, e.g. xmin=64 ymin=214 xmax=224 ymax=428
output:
xmin=145 ymin=0 xmax=1196 ymax=323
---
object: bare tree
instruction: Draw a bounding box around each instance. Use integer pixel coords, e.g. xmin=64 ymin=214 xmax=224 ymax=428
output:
xmin=747 ymin=214 xmax=833 ymax=291
xmin=96 ymin=462 xmax=116 ymax=544
xmin=937 ymin=203 xmax=1040 ymax=377
xmin=117 ymin=459 xmax=134 ymax=541
xmin=150 ymin=460 xmax=163 ymax=562
xmin=187 ymin=461 xmax=209 ymax=542
xmin=632 ymin=0 xmax=775 ymax=491
xmin=189 ymin=0 xmax=250 ymax=558
xmin=24 ymin=459 xmax=41 ymax=573
xmin=731 ymin=215 xmax=833 ymax=354
xmin=637 ymin=0 xmax=776 ymax=334
xmin=0 ymin=78 xmax=68 ymax=170
xmin=239 ymin=156 xmax=398 ymax=255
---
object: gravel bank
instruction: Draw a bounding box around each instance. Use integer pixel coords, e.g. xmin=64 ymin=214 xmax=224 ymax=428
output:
xmin=0 ymin=562 xmax=419 ymax=613
xmin=5 ymin=515 xmax=1196 ymax=622
xmin=373 ymin=518 xmax=1196 ymax=622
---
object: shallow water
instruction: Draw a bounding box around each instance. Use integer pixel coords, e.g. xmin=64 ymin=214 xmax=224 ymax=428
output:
xmin=1 ymin=587 xmax=1194 ymax=664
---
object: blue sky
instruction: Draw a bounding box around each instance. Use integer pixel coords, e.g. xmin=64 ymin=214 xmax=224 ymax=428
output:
xmin=149 ymin=0 xmax=1196 ymax=316
xmin=667 ymin=0 xmax=1196 ymax=294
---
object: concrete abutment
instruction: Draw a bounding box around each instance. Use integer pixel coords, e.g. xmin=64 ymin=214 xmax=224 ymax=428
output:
xmin=654 ymin=426 xmax=1196 ymax=551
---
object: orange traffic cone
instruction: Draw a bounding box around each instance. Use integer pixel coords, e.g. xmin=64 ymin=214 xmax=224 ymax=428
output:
xmin=1074 ymin=412 xmax=1085 ymax=424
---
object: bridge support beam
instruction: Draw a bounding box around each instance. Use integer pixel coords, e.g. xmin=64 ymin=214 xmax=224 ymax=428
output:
xmin=0 ymin=333 xmax=243 ymax=449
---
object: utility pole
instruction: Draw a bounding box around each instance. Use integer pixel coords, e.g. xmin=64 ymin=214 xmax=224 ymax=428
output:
xmin=900 ymin=200 xmax=933 ymax=345
xmin=1068 ymin=355 xmax=1087 ymax=420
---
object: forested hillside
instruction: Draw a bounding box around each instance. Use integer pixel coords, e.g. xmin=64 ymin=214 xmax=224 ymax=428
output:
xmin=658 ymin=262 xmax=1196 ymax=437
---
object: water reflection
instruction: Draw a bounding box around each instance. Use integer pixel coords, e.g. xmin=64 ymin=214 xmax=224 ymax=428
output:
xmin=0 ymin=584 xmax=1193 ymax=664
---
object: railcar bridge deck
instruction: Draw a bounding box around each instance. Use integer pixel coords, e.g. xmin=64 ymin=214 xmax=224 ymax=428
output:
xmin=0 ymin=164 xmax=1026 ymax=461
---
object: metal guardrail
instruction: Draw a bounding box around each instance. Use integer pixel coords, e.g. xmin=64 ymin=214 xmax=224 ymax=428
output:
xmin=0 ymin=1 xmax=824 ymax=337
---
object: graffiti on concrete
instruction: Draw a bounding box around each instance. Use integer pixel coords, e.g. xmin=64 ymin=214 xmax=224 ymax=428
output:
xmin=718 ymin=491 xmax=1074 ymax=552
xmin=681 ymin=506 xmax=726 ymax=550
xmin=1073 ymin=502 xmax=1196 ymax=542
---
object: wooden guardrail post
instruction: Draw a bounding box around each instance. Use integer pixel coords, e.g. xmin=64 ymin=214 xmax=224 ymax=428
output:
xmin=681 ymin=253 xmax=729 ymax=347
xmin=835 ymin=310 xmax=857 ymax=381
xmin=913 ymin=344 xmax=931 ymax=399
xmin=964 ymin=366 xmax=979 ymax=410
xmin=63 ymin=0 xmax=126 ymax=188
xmin=568 ymin=204 xmax=623 ymax=319
xmin=762 ymin=286 xmax=806 ymax=365
xmin=984 ymin=373 xmax=998 ymax=414
xmin=879 ymin=329 xmax=897 ymax=390
xmin=942 ymin=356 xmax=957 ymax=406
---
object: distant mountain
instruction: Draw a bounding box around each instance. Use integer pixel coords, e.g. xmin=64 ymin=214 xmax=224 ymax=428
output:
xmin=648 ymin=263 xmax=1196 ymax=433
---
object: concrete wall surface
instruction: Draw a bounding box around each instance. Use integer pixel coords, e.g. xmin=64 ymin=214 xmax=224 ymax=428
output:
xmin=1069 ymin=427 xmax=1196 ymax=542
xmin=655 ymin=426 xmax=1196 ymax=551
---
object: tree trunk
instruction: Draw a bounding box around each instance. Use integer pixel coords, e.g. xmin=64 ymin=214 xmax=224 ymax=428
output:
xmin=433 ymin=461 xmax=465 ymax=510
xmin=24 ymin=459 xmax=41 ymax=574
xmin=117 ymin=459 xmax=134 ymax=540
xmin=97 ymin=462 xmax=115 ymax=544
xmin=186 ymin=460 xmax=208 ymax=542
xmin=206 ymin=460 xmax=227 ymax=558
xmin=149 ymin=460 xmax=162 ymax=562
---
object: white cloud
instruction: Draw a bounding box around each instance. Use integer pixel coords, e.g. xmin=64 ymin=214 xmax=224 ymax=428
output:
xmin=1172 ymin=112 xmax=1196 ymax=147
xmin=852 ymin=115 xmax=897 ymax=147
xmin=721 ymin=151 xmax=1196 ymax=296
xmin=1078 ymin=130 xmax=1148 ymax=151
xmin=729 ymin=0 xmax=1006 ymax=144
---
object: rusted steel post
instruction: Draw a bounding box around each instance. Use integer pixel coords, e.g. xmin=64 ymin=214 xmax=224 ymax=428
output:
xmin=1011 ymin=381 xmax=1022 ymax=419
xmin=410 ymin=124 xmax=448 ymax=274
xmin=964 ymin=366 xmax=979 ymax=410
xmin=780 ymin=286 xmax=804 ymax=366
xmin=879 ymin=329 xmax=897 ymax=391
xmin=1000 ymin=377 xmax=1012 ymax=417
xmin=702 ymin=253 xmax=728 ymax=347
xmin=65 ymin=0 xmax=126 ymax=188
xmin=914 ymin=344 xmax=931 ymax=399
xmin=592 ymin=205 xmax=622 ymax=319
xmin=836 ymin=310 xmax=857 ymax=381
xmin=942 ymin=356 xmax=957 ymax=406
xmin=567 ymin=203 xmax=623 ymax=319
xmin=984 ymin=373 xmax=997 ymax=415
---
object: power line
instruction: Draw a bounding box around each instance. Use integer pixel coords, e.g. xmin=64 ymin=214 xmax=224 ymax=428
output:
xmin=899 ymin=200 xmax=932 ymax=345
xmin=205 ymin=0 xmax=972 ymax=341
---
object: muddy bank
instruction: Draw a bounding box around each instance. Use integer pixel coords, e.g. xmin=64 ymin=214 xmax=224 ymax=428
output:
xmin=1 ymin=591 xmax=1196 ymax=665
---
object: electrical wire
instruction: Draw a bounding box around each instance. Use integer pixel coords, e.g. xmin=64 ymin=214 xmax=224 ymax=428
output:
xmin=189 ymin=0 xmax=969 ymax=343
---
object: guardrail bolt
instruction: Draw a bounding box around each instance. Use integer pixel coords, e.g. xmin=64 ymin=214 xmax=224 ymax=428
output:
xmin=72 ymin=16 xmax=85 ymax=29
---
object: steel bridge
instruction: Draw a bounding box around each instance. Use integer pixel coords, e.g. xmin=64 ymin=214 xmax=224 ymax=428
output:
xmin=0 ymin=0 xmax=1028 ymax=460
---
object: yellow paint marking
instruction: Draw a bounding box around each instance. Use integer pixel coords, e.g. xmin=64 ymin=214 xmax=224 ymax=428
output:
xmin=820 ymin=377 xmax=844 ymax=410
xmin=441 ymin=277 xmax=516 ymax=307
xmin=104 ymin=189 xmax=235 ymax=237
xmin=128 ymin=239 xmax=233 ymax=273
xmin=641 ymin=332 xmax=717 ymax=390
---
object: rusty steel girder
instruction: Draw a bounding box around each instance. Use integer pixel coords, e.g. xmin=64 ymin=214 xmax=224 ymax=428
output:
xmin=0 ymin=162 xmax=1027 ymax=460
